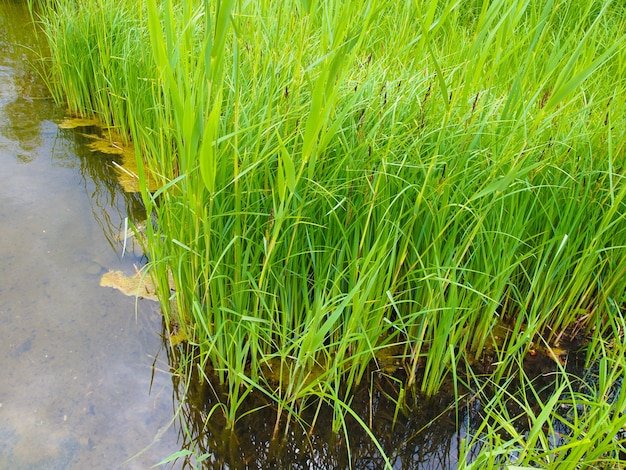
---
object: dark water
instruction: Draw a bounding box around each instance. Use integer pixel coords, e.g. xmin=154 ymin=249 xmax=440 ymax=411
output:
xmin=165 ymin=358 xmax=475 ymax=469
xmin=0 ymin=1 xmax=180 ymax=468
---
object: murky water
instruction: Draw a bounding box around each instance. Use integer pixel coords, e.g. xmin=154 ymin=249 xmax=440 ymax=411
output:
xmin=0 ymin=1 xmax=179 ymax=468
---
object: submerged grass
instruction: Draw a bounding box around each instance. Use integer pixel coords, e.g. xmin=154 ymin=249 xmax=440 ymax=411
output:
xmin=32 ymin=0 xmax=626 ymax=466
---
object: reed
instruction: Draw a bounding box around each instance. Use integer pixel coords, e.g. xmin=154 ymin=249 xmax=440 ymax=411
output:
xmin=32 ymin=0 xmax=626 ymax=466
xmin=460 ymin=309 xmax=626 ymax=469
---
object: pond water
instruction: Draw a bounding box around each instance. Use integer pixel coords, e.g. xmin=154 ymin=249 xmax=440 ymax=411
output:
xmin=0 ymin=1 xmax=180 ymax=468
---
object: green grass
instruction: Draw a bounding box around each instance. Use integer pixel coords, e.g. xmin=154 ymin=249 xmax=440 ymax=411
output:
xmin=460 ymin=311 xmax=626 ymax=469
xmin=31 ymin=0 xmax=626 ymax=467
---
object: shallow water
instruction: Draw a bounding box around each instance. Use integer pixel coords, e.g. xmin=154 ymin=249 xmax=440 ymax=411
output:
xmin=0 ymin=1 xmax=179 ymax=468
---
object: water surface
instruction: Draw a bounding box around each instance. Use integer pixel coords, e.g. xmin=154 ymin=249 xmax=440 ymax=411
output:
xmin=0 ymin=2 xmax=179 ymax=468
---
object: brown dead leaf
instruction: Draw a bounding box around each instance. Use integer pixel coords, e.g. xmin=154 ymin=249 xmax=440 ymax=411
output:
xmin=546 ymin=346 xmax=568 ymax=366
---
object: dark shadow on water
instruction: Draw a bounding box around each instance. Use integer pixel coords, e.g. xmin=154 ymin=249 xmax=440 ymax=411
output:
xmin=158 ymin=338 xmax=609 ymax=469
xmin=162 ymin=344 xmax=474 ymax=469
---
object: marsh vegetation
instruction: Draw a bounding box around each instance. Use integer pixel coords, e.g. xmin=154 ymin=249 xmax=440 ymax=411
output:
xmin=32 ymin=0 xmax=626 ymax=467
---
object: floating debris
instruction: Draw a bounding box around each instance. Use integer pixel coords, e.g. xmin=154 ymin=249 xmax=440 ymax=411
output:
xmin=168 ymin=324 xmax=187 ymax=347
xmin=61 ymin=118 xmax=160 ymax=193
xmin=57 ymin=117 xmax=101 ymax=129
xmin=115 ymin=150 xmax=161 ymax=193
xmin=100 ymin=267 xmax=175 ymax=301
xmin=100 ymin=268 xmax=159 ymax=301
xmin=87 ymin=138 xmax=125 ymax=155
xmin=529 ymin=344 xmax=569 ymax=366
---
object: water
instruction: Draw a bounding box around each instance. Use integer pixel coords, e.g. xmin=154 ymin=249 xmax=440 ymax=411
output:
xmin=0 ymin=1 xmax=179 ymax=468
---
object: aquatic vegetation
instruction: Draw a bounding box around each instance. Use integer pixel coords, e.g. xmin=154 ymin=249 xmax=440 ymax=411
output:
xmin=57 ymin=117 xmax=101 ymax=129
xmin=460 ymin=312 xmax=626 ymax=469
xmin=100 ymin=268 xmax=159 ymax=301
xmin=32 ymin=0 xmax=626 ymax=467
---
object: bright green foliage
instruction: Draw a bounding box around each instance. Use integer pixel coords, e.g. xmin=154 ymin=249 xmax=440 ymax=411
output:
xmin=32 ymin=0 xmax=626 ymax=466
xmin=460 ymin=310 xmax=626 ymax=469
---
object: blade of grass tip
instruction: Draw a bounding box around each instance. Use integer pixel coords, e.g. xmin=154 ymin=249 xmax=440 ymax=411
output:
xmin=276 ymin=130 xmax=296 ymax=194
xmin=153 ymin=449 xmax=194 ymax=466
xmin=209 ymin=0 xmax=235 ymax=80
xmin=122 ymin=216 xmax=128 ymax=258
xmin=199 ymin=94 xmax=222 ymax=193
xmin=555 ymin=233 xmax=568 ymax=258
xmin=607 ymin=105 xmax=614 ymax=205
xmin=545 ymin=1 xmax=621 ymax=110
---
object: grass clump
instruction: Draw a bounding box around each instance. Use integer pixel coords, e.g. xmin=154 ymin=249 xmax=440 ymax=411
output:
xmin=32 ymin=0 xmax=626 ymax=466
xmin=460 ymin=310 xmax=626 ymax=469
